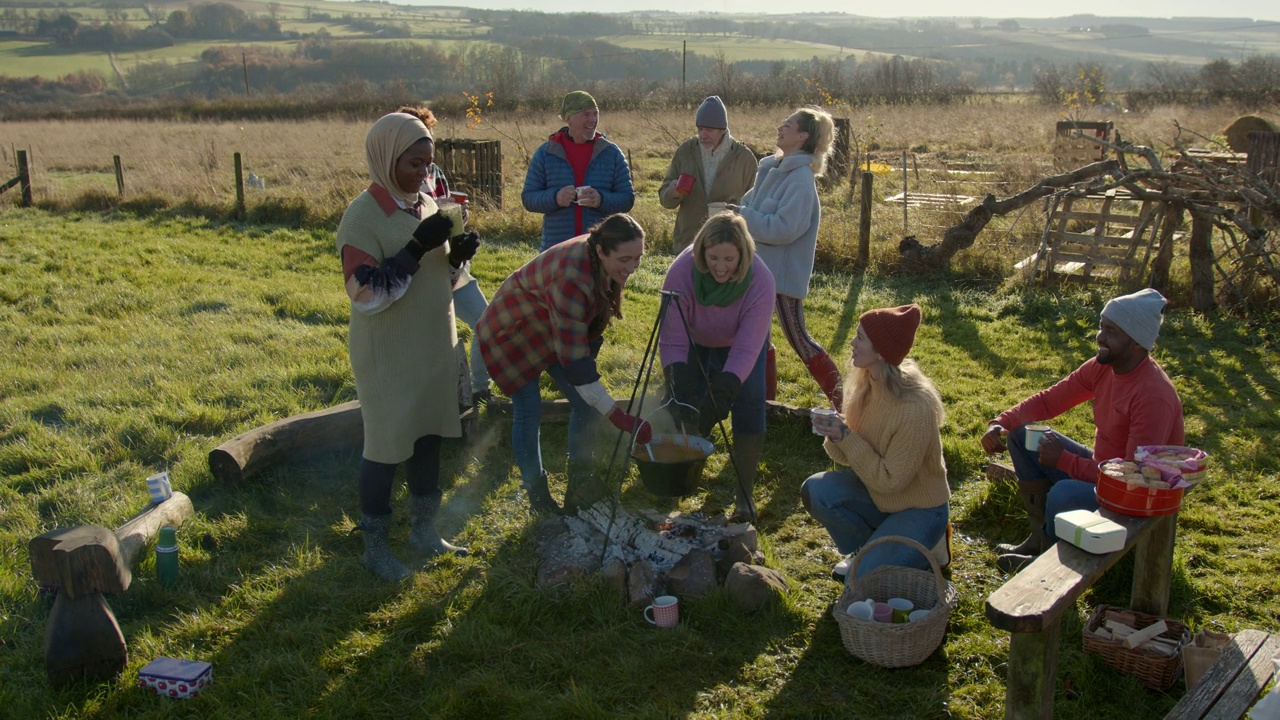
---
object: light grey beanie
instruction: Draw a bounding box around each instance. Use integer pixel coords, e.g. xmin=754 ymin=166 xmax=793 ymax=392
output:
xmin=1101 ymin=288 xmax=1166 ymax=351
xmin=695 ymin=96 xmax=728 ymax=129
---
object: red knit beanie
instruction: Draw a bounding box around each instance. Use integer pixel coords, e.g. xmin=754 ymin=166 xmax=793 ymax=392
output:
xmin=859 ymin=304 xmax=921 ymax=366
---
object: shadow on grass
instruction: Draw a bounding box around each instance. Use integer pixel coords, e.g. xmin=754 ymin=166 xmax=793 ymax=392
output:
xmin=764 ymin=611 xmax=956 ymax=718
xmin=47 ymin=416 xmax=810 ymax=716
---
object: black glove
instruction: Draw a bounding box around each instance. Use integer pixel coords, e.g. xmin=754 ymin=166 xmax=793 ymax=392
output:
xmin=409 ymin=211 xmax=453 ymax=259
xmin=698 ymin=371 xmax=741 ymax=436
xmin=664 ymin=362 xmax=702 ymax=428
xmin=448 ymin=230 xmax=481 ymax=267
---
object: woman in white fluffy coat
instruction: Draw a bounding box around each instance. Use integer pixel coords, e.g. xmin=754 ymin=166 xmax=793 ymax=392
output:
xmin=734 ymin=107 xmax=843 ymax=407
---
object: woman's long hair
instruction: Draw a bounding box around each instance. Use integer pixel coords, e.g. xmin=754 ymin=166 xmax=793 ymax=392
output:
xmin=842 ymin=358 xmax=945 ymax=429
xmin=789 ymin=106 xmax=836 ymax=177
xmin=585 ymin=213 xmax=644 ymax=337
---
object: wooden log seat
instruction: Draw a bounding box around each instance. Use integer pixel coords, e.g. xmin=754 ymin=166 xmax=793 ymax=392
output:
xmin=28 ymin=492 xmax=194 ymax=686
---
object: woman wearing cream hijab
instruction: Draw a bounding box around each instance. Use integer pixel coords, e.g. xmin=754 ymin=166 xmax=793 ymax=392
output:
xmin=336 ymin=112 xmax=480 ymax=580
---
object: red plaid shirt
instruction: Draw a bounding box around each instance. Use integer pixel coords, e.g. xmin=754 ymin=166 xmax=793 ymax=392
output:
xmin=477 ymin=236 xmax=605 ymax=394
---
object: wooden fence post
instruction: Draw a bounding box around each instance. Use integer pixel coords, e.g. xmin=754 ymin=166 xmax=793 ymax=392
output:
xmin=113 ymin=155 xmax=124 ymax=197
xmin=1147 ymin=201 xmax=1184 ymax=293
xmin=233 ymin=152 xmax=245 ymax=220
xmin=1189 ymin=210 xmax=1215 ymax=312
xmin=18 ymin=149 xmax=32 ymax=207
xmin=901 ymin=150 xmax=909 ymax=236
xmin=857 ymin=168 xmax=873 ymax=270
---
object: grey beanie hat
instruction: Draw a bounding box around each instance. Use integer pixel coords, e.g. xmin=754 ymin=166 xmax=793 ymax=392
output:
xmin=1101 ymin=288 xmax=1166 ymax=351
xmin=695 ymin=96 xmax=728 ymax=129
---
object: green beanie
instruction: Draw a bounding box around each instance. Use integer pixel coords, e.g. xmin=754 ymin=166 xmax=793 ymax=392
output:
xmin=560 ymin=91 xmax=598 ymax=119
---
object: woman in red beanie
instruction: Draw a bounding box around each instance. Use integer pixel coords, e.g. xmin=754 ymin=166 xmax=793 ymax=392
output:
xmin=800 ymin=304 xmax=951 ymax=580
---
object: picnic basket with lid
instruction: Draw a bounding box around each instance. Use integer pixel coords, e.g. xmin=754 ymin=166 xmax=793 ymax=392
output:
xmin=831 ymin=535 xmax=959 ymax=668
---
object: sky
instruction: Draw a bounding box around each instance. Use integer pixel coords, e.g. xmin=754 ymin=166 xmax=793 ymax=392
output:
xmin=427 ymin=0 xmax=1277 ymax=22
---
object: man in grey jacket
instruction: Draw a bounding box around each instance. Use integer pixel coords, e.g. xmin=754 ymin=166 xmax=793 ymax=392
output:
xmin=658 ymin=96 xmax=759 ymax=254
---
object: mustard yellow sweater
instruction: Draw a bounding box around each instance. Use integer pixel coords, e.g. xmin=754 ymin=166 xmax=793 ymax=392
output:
xmin=823 ymin=384 xmax=950 ymax=513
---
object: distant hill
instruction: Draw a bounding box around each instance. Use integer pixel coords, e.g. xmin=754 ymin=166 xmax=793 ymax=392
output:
xmin=0 ymin=0 xmax=1276 ymax=113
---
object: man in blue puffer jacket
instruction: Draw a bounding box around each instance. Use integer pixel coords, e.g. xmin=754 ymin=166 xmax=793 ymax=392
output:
xmin=522 ymin=91 xmax=635 ymax=250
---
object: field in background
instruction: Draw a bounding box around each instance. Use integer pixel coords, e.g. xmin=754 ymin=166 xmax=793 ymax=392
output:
xmin=599 ymin=34 xmax=900 ymax=62
xmin=0 ymin=102 xmax=1254 ymax=293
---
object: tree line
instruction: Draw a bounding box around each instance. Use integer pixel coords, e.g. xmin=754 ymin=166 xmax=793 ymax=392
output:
xmin=1 ymin=3 xmax=1278 ymax=117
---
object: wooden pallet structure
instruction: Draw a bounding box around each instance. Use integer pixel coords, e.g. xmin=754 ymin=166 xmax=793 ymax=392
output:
xmin=435 ymin=139 xmax=503 ymax=209
xmin=883 ymin=191 xmax=977 ymax=209
xmin=1016 ymin=189 xmax=1170 ymax=285
xmin=1054 ymin=120 xmax=1113 ymax=170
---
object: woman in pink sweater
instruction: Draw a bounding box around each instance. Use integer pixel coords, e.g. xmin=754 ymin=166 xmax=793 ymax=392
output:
xmin=660 ymin=212 xmax=775 ymax=522
xmin=801 ymin=304 xmax=951 ymax=580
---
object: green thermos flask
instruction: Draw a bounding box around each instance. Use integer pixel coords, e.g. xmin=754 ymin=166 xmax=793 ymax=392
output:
xmin=156 ymin=525 xmax=179 ymax=587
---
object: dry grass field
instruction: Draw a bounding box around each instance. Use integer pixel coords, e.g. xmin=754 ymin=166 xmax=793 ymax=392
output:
xmin=0 ymin=102 xmax=1258 ymax=281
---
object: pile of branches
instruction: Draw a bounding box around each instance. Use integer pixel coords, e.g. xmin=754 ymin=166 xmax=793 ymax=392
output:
xmin=900 ymin=125 xmax=1280 ymax=316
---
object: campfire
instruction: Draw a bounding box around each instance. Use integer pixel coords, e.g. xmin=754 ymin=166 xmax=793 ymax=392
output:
xmin=535 ymin=501 xmax=761 ymax=605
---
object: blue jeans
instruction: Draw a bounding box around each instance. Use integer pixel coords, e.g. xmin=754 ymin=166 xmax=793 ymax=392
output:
xmin=510 ymin=363 xmax=601 ymax=483
xmin=801 ymin=468 xmax=949 ymax=579
xmin=683 ymin=342 xmax=768 ymax=437
xmin=1006 ymin=423 xmax=1099 ymax=539
xmin=453 ymin=279 xmax=490 ymax=389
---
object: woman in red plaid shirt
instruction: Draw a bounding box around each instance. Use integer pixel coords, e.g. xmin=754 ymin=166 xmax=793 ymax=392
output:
xmin=478 ymin=214 xmax=653 ymax=514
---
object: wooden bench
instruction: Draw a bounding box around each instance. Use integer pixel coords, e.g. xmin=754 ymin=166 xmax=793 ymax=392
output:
xmin=984 ymin=463 xmax=1178 ymax=720
xmin=1165 ymin=629 xmax=1280 ymax=719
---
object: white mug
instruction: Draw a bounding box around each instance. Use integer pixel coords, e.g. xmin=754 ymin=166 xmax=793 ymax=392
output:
xmin=810 ymin=407 xmax=839 ymax=436
xmin=644 ymin=595 xmax=679 ymax=628
xmin=1025 ymin=424 xmax=1051 ymax=451
xmin=846 ymin=600 xmax=874 ymax=620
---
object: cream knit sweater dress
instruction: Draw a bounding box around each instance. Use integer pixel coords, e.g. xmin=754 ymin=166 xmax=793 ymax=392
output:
xmin=337 ymin=191 xmax=461 ymax=464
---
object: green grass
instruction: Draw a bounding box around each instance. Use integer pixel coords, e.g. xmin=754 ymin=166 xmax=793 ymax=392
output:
xmin=1 ymin=208 xmax=1277 ymax=718
xmin=599 ymin=34 xmax=897 ymax=62
xmin=0 ymin=40 xmax=115 ymax=81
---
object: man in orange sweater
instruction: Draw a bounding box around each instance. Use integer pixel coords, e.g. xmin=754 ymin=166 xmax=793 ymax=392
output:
xmin=980 ymin=288 xmax=1184 ymax=572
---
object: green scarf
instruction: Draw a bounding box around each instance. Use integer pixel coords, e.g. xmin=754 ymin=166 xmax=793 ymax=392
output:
xmin=694 ymin=265 xmax=753 ymax=307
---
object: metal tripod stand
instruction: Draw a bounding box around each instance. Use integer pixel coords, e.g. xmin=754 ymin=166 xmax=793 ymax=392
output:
xmin=594 ymin=289 xmax=755 ymax=561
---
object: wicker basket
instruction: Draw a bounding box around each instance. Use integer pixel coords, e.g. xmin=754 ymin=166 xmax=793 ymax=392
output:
xmin=831 ymin=536 xmax=959 ymax=668
xmin=1083 ymin=604 xmax=1191 ymax=690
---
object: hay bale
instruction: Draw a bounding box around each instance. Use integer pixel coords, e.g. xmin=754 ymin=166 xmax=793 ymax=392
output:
xmin=1221 ymin=115 xmax=1277 ymax=152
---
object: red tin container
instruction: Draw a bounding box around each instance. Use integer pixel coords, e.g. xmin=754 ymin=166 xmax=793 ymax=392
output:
xmin=1095 ymin=473 xmax=1184 ymax=517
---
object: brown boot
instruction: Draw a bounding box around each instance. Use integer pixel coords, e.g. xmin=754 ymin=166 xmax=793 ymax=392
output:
xmin=996 ymin=480 xmax=1051 ymax=572
xmin=522 ymin=472 xmax=561 ymax=515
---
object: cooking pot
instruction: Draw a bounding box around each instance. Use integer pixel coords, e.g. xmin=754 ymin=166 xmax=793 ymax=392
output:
xmin=632 ymin=434 xmax=714 ymax=497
